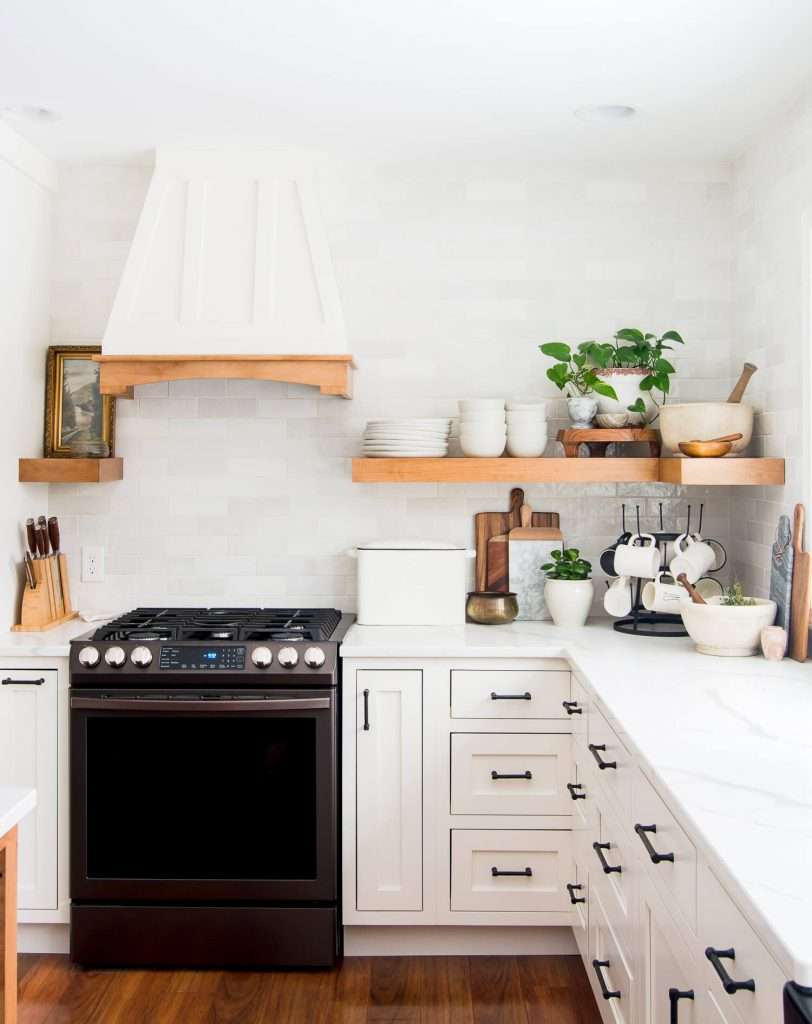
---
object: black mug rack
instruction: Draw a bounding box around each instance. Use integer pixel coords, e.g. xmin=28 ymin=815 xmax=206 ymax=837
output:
xmin=609 ymin=503 xmax=725 ymax=638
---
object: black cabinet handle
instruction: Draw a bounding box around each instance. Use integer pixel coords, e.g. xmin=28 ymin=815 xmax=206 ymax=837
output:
xmin=566 ymin=882 xmax=585 ymax=905
xmin=491 ymin=691 xmax=531 ymax=701
xmin=591 ymin=960 xmax=621 ymax=1000
xmin=634 ymin=824 xmax=675 ymax=864
xmin=362 ymin=689 xmax=370 ymax=731
xmin=2 ymin=677 xmax=44 ymax=686
xmin=593 ymin=841 xmax=622 ymax=874
xmin=491 ymin=770 xmax=532 ymax=780
xmin=567 ymin=782 xmax=586 ymax=801
xmin=562 ymin=700 xmax=582 ymax=715
xmin=588 ymin=743 xmax=617 ymax=770
xmin=705 ymin=948 xmax=756 ymax=995
xmin=491 ymin=866 xmax=532 ymax=877
xmin=669 ymin=988 xmax=695 ymax=1024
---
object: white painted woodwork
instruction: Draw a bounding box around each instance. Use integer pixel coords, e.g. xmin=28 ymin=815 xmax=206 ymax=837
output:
xmin=588 ymin=705 xmax=634 ymax=818
xmin=102 ymin=148 xmax=347 ymax=356
xmin=0 ymin=668 xmax=58 ymax=910
xmin=450 ymin=733 xmax=571 ymax=816
xmin=450 ymin=829 xmax=572 ymax=913
xmin=355 ymin=670 xmax=422 ymax=911
xmin=450 ymin=670 xmax=570 ymax=720
xmin=590 ymin=884 xmax=633 ymax=1024
xmin=640 ymin=877 xmax=700 ymax=1024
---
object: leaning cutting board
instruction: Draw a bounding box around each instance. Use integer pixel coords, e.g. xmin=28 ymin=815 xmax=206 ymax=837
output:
xmin=769 ymin=513 xmax=793 ymax=630
xmin=474 ymin=488 xmax=560 ymax=592
xmin=508 ymin=503 xmax=563 ymax=620
xmin=790 ymin=504 xmax=811 ymax=662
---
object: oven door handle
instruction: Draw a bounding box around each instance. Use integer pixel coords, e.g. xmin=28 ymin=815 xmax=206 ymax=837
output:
xmin=70 ymin=696 xmax=331 ymax=712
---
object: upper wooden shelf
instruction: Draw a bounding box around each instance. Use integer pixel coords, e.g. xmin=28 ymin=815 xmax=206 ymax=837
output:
xmin=19 ymin=458 xmax=124 ymax=483
xmin=352 ymin=456 xmax=785 ymax=486
xmin=94 ymin=354 xmax=355 ymax=399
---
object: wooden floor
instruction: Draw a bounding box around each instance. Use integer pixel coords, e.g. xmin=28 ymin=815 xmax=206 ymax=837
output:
xmin=18 ymin=954 xmax=601 ymax=1023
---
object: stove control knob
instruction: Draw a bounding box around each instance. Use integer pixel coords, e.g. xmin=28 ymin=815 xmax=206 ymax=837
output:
xmin=131 ymin=646 xmax=153 ymax=668
xmin=104 ymin=646 xmax=127 ymax=668
xmin=304 ymin=646 xmax=326 ymax=669
xmin=78 ymin=646 xmax=100 ymax=668
xmin=251 ymin=646 xmax=273 ymax=669
xmin=278 ymin=646 xmax=299 ymax=669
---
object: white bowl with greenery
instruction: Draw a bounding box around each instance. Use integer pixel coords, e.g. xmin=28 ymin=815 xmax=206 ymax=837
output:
xmin=680 ymin=586 xmax=777 ymax=657
xmin=541 ymin=549 xmax=594 ymax=628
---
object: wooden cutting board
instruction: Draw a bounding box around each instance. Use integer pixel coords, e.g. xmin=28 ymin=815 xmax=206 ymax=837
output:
xmin=474 ymin=488 xmax=559 ymax=592
xmin=769 ymin=513 xmax=793 ymax=631
xmin=790 ymin=504 xmax=810 ymax=662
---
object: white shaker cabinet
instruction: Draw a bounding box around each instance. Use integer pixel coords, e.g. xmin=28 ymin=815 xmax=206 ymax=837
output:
xmin=0 ymin=667 xmax=58 ymax=910
xmin=354 ymin=670 xmax=423 ymax=911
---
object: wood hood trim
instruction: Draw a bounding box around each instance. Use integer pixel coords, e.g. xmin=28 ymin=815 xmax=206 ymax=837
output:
xmin=93 ymin=354 xmax=355 ymax=399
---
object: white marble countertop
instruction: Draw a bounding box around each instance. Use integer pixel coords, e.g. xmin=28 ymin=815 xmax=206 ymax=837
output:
xmin=0 ymin=785 xmax=36 ymax=839
xmin=343 ymin=619 xmax=812 ymax=985
xmin=0 ymin=617 xmax=99 ymax=659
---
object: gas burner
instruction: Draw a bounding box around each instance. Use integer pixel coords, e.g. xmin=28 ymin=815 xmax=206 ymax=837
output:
xmin=180 ymin=628 xmax=239 ymax=641
xmin=86 ymin=608 xmax=345 ymax=644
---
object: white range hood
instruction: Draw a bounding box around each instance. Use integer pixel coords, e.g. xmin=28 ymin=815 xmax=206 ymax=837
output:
xmin=102 ymin=148 xmax=347 ymax=356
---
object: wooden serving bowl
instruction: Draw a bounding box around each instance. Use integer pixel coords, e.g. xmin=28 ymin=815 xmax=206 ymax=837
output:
xmin=678 ymin=439 xmax=732 ymax=458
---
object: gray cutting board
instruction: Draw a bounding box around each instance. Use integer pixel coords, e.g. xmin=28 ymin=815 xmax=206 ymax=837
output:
xmin=509 ymin=536 xmax=564 ymax=620
xmin=769 ymin=513 xmax=794 ymax=630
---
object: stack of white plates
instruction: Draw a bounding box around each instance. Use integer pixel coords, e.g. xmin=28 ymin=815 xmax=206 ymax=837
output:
xmin=362 ymin=419 xmax=452 ymax=458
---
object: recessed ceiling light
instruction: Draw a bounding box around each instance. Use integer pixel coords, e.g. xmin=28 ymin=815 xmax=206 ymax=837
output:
xmin=0 ymin=105 xmax=60 ymax=124
xmin=574 ymin=105 xmax=637 ymax=122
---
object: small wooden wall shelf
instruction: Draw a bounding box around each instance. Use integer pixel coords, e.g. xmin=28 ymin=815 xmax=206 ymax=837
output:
xmin=557 ymin=427 xmax=660 ymax=458
xmin=93 ymin=354 xmax=355 ymax=399
xmin=19 ymin=458 xmax=124 ymax=483
xmin=659 ymin=457 xmax=785 ymax=486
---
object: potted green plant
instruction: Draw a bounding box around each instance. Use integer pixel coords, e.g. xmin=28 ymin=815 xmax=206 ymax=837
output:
xmin=538 ymin=343 xmax=616 ymax=427
xmin=541 ymin=548 xmax=594 ymax=627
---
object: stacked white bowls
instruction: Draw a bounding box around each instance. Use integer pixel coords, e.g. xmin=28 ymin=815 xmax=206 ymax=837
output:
xmin=458 ymin=399 xmax=506 ymax=457
xmin=506 ymin=401 xmax=547 ymax=457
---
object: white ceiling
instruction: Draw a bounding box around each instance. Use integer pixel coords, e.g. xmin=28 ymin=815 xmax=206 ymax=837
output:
xmin=2 ymin=0 xmax=812 ymax=163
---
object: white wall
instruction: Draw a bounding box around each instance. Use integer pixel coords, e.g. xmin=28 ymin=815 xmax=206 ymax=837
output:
xmin=730 ymin=87 xmax=812 ymax=594
xmin=0 ymin=124 xmax=55 ymax=628
xmin=49 ymin=160 xmax=734 ymax=612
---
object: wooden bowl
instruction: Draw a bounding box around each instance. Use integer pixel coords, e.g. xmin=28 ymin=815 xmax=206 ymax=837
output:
xmin=678 ymin=440 xmax=732 ymax=458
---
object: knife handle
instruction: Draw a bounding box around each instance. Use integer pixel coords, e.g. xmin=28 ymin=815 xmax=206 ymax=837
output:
xmin=48 ymin=516 xmax=60 ymax=553
xmin=26 ymin=518 xmax=37 ymax=555
xmin=34 ymin=525 xmax=46 ymax=558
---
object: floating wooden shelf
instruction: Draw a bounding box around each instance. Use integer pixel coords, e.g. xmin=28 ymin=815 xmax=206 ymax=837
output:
xmin=19 ymin=458 xmax=124 ymax=483
xmin=352 ymin=456 xmax=786 ymax=486
xmin=659 ymin=457 xmax=785 ymax=486
xmin=93 ymin=354 xmax=355 ymax=399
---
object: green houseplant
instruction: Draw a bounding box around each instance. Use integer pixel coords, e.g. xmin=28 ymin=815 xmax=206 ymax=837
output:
xmin=541 ymin=548 xmax=594 ymax=628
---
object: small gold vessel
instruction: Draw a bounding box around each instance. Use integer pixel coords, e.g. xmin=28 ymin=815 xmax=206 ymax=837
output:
xmin=466 ymin=591 xmax=519 ymax=625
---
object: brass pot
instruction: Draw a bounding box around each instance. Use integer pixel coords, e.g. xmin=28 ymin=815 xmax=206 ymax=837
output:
xmin=466 ymin=591 xmax=519 ymax=625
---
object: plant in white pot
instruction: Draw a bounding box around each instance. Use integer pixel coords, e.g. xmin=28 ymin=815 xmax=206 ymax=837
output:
xmin=541 ymin=548 xmax=594 ymax=628
xmin=537 ymin=344 xmax=608 ymax=427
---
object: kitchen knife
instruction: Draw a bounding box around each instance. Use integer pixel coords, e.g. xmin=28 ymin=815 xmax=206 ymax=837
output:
xmin=34 ymin=525 xmax=57 ymax=618
xmin=47 ymin=516 xmax=65 ymax=615
xmin=26 ymin=518 xmax=37 ymax=558
xmin=23 ymin=552 xmax=35 ymax=589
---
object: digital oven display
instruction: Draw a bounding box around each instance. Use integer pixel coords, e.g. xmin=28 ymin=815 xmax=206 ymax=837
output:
xmin=158 ymin=646 xmax=246 ymax=670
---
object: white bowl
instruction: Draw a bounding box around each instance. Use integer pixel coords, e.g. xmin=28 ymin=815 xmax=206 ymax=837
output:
xmin=458 ymin=399 xmax=505 ymax=416
xmin=507 ymin=427 xmax=548 ymax=443
xmin=506 ymin=437 xmax=547 ymax=457
xmin=680 ymin=596 xmax=777 ymax=656
xmin=460 ymin=436 xmax=507 ymax=457
xmin=507 ymin=400 xmax=546 ymax=412
xmin=460 ymin=417 xmax=506 ymax=431
xmin=460 ymin=430 xmax=507 ymax=446
xmin=506 ymin=411 xmax=547 ymax=424
xmin=659 ymin=403 xmax=753 ymax=455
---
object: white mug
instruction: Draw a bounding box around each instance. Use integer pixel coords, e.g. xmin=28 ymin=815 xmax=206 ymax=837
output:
xmin=614 ymin=533 xmax=661 ymax=579
xmin=642 ymin=572 xmax=685 ymax=613
xmin=604 ymin=576 xmax=633 ymax=617
xmin=669 ymin=533 xmax=716 ymax=584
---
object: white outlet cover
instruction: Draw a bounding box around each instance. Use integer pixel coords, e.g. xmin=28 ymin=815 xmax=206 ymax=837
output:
xmin=81 ymin=546 xmax=105 ymax=583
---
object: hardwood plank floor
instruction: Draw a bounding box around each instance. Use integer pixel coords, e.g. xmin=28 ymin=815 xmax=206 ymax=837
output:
xmin=18 ymin=955 xmax=601 ymax=1024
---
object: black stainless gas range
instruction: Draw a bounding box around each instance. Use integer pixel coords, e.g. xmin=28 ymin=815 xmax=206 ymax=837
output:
xmin=69 ymin=607 xmax=353 ymax=969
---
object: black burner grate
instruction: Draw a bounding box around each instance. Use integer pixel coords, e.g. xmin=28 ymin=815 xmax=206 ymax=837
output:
xmin=92 ymin=608 xmax=343 ymax=644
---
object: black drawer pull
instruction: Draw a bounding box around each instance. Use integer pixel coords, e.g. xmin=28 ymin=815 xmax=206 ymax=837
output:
xmin=362 ymin=689 xmax=370 ymax=731
xmin=634 ymin=824 xmax=675 ymax=864
xmin=588 ymin=743 xmax=617 ymax=770
xmin=591 ymin=960 xmax=621 ymax=1000
xmin=562 ymin=700 xmax=582 ymax=715
xmin=593 ymin=841 xmax=622 ymax=874
xmin=2 ymin=677 xmax=45 ymax=686
xmin=705 ymin=948 xmax=756 ymax=995
xmin=491 ymin=866 xmax=532 ymax=877
xmin=491 ymin=691 xmax=532 ymax=701
xmin=567 ymin=782 xmax=586 ymax=801
xmin=669 ymin=988 xmax=695 ymax=1024
xmin=491 ymin=770 xmax=532 ymax=781
xmin=566 ymin=882 xmax=585 ymax=905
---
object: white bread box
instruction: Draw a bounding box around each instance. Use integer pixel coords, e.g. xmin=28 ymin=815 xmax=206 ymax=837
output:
xmin=353 ymin=540 xmax=474 ymax=626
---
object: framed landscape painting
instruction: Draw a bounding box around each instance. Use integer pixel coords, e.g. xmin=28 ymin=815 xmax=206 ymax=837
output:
xmin=43 ymin=345 xmax=115 ymax=457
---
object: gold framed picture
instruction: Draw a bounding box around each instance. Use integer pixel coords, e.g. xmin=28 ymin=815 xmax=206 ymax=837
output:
xmin=44 ymin=345 xmax=116 ymax=458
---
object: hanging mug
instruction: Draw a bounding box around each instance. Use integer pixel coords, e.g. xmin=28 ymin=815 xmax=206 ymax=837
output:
xmin=641 ymin=572 xmax=685 ymax=614
xmin=599 ymin=532 xmax=632 ymax=578
xmin=669 ymin=533 xmax=716 ymax=583
xmin=604 ymin=576 xmax=633 ymax=617
xmin=614 ymin=533 xmax=661 ymax=580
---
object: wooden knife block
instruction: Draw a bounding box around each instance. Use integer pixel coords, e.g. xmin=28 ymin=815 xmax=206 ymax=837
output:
xmin=12 ymin=554 xmax=77 ymax=632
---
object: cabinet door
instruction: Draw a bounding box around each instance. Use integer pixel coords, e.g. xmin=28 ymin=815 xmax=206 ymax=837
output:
xmin=0 ymin=667 xmax=58 ymax=909
xmin=356 ymin=670 xmax=422 ymax=911
xmin=640 ymin=878 xmax=700 ymax=1024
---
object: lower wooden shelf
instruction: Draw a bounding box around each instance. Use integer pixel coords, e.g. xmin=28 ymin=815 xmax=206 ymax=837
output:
xmin=19 ymin=458 xmax=124 ymax=483
xmin=352 ymin=456 xmax=786 ymax=486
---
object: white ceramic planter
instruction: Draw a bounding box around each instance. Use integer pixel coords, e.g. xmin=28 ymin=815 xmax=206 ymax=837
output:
xmin=680 ymin=596 xmax=777 ymax=656
xmin=543 ymin=578 xmax=594 ymax=628
xmin=567 ymin=395 xmax=597 ymax=428
xmin=595 ymin=369 xmax=656 ymax=425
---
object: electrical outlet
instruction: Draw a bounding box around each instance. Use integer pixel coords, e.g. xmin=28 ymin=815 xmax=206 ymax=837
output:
xmin=81 ymin=546 xmax=105 ymax=583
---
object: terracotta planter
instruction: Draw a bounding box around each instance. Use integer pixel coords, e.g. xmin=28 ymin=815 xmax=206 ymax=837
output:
xmin=595 ymin=368 xmax=656 ymax=425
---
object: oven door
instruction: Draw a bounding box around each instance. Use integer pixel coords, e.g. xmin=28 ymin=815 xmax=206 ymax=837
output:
xmin=70 ymin=690 xmax=336 ymax=903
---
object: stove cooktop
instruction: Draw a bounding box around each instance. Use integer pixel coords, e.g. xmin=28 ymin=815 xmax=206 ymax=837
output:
xmin=91 ymin=607 xmax=344 ymax=644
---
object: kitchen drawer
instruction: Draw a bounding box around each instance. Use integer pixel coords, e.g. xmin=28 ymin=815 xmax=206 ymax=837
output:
xmin=450 ymin=829 xmax=572 ymax=912
xmin=566 ymin=676 xmax=590 ymax=737
xmin=588 ymin=705 xmax=633 ymax=817
xmin=698 ymin=865 xmax=786 ymax=1024
xmin=571 ymin=858 xmax=589 ymax=960
xmin=593 ymin=805 xmax=637 ymax=970
xmin=451 ymin=733 xmax=571 ymax=816
xmin=634 ymin=769 xmax=698 ymax=932
xmin=451 ymin=669 xmax=570 ymax=720
xmin=589 ymin=885 xmax=633 ymax=1024
xmin=640 ymin=875 xmax=701 ymax=1024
